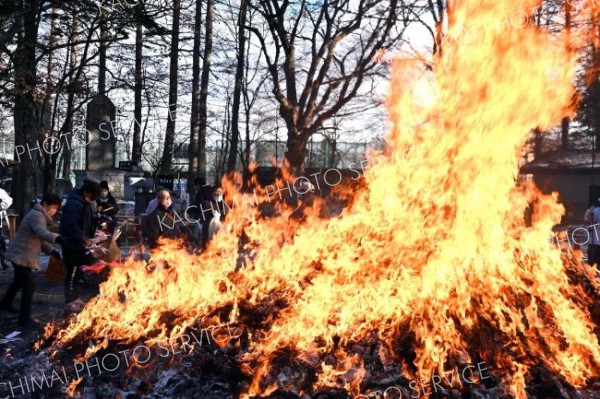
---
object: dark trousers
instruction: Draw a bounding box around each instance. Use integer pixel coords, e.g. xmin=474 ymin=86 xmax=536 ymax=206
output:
xmin=0 ymin=230 xmax=8 ymax=263
xmin=64 ymin=250 xmax=85 ymax=303
xmin=588 ymin=244 xmax=600 ymax=268
xmin=201 ymin=219 xmax=210 ymax=250
xmin=0 ymin=263 xmax=34 ymax=324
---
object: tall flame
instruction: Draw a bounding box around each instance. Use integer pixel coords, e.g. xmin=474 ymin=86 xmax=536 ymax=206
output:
xmin=43 ymin=0 xmax=600 ymax=397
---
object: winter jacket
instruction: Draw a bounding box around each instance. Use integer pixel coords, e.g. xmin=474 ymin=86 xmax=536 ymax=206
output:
xmin=60 ymin=189 xmax=94 ymax=254
xmin=189 ymin=186 xmax=212 ymax=220
xmin=97 ymin=193 xmax=119 ymax=218
xmin=6 ymin=204 xmax=59 ymax=269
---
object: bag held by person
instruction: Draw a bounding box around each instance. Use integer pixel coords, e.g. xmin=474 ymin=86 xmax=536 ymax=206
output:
xmin=45 ymin=256 xmax=66 ymax=282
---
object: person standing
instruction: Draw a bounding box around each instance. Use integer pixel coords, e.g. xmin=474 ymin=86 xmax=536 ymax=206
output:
xmin=97 ymin=180 xmax=119 ymax=234
xmin=189 ymin=178 xmax=211 ymax=248
xmin=97 ymin=180 xmax=119 ymax=218
xmin=145 ymin=186 xmax=166 ymax=215
xmin=201 ymin=186 xmax=228 ymax=248
xmin=147 ymin=189 xmax=188 ymax=250
xmin=59 ymin=178 xmax=102 ymax=312
xmin=194 ymin=177 xmax=212 ymax=208
xmin=584 ymin=203 xmax=600 ymax=268
xmin=0 ymin=193 xmax=64 ymax=327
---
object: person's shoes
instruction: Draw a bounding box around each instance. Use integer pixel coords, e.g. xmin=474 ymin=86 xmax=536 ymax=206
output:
xmin=64 ymin=299 xmax=85 ymax=313
xmin=0 ymin=304 xmax=18 ymax=314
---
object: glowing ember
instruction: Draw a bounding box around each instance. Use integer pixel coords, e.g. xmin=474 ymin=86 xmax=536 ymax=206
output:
xmin=42 ymin=0 xmax=600 ymax=397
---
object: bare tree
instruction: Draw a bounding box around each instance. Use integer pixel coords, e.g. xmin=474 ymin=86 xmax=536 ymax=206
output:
xmin=561 ymin=0 xmax=572 ymax=150
xmin=198 ymin=0 xmax=214 ymax=179
xmin=133 ymin=2 xmax=144 ymax=165
xmin=247 ymin=0 xmax=408 ymax=171
xmin=11 ymin=0 xmax=41 ymax=217
xmin=226 ymin=0 xmax=248 ymax=173
xmin=188 ymin=0 xmax=203 ymax=189
xmin=160 ymin=0 xmax=181 ymax=173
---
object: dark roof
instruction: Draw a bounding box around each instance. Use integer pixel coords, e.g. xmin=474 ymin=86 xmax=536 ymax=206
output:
xmin=520 ymin=150 xmax=600 ymax=175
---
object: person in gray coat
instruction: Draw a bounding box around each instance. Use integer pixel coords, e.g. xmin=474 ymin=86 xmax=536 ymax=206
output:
xmin=0 ymin=193 xmax=64 ymax=327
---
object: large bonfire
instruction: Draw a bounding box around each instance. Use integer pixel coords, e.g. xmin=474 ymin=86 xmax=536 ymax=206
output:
xmin=41 ymin=0 xmax=600 ymax=398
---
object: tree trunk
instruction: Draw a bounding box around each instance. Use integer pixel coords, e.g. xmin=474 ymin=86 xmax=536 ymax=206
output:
xmin=561 ymin=117 xmax=569 ymax=150
xmin=11 ymin=0 xmax=39 ymax=218
xmin=62 ymin=14 xmax=80 ymax=179
xmin=243 ymin=103 xmax=251 ymax=186
xmin=561 ymin=1 xmax=571 ymax=151
xmin=198 ymin=0 xmax=214 ymax=180
xmin=98 ymin=19 xmax=107 ymax=95
xmin=160 ymin=0 xmax=181 ymax=173
xmin=40 ymin=6 xmax=59 ymax=194
xmin=218 ymin=94 xmax=231 ymax=181
xmin=429 ymin=0 xmax=445 ymax=55
xmin=61 ymin=108 xmax=74 ymax=177
xmin=188 ymin=0 xmax=202 ymax=189
xmin=132 ymin=14 xmax=143 ymax=164
xmin=284 ymin=133 xmax=309 ymax=173
xmin=227 ymin=0 xmax=248 ymax=173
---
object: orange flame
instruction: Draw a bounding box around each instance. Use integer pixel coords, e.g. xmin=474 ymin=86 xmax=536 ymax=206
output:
xmin=42 ymin=0 xmax=600 ymax=397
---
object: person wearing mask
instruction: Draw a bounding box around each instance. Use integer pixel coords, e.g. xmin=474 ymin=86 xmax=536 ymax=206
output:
xmin=97 ymin=180 xmax=119 ymax=218
xmin=59 ymin=178 xmax=103 ymax=313
xmin=96 ymin=180 xmax=119 ymax=235
xmin=0 ymin=193 xmax=65 ymax=327
xmin=201 ymin=186 xmax=228 ymax=248
xmin=147 ymin=189 xmax=187 ymax=250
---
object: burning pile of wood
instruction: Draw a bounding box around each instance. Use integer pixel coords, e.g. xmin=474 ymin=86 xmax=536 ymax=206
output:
xmin=4 ymin=0 xmax=600 ymax=397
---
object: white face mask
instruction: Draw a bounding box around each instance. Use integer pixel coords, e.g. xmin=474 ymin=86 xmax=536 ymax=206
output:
xmin=213 ymin=195 xmax=223 ymax=202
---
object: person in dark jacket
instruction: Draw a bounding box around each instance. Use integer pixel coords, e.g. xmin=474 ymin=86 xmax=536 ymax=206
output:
xmin=59 ymin=178 xmax=102 ymax=312
xmin=147 ymin=189 xmax=187 ymax=250
xmin=0 ymin=193 xmax=64 ymax=327
xmin=96 ymin=180 xmax=119 ymax=234
xmin=97 ymin=180 xmax=119 ymax=218
xmin=189 ymin=178 xmax=211 ymax=248
xmin=194 ymin=177 xmax=212 ymax=209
